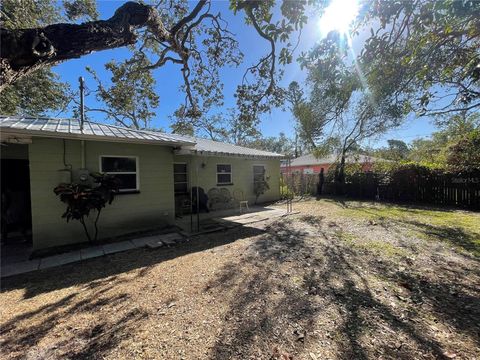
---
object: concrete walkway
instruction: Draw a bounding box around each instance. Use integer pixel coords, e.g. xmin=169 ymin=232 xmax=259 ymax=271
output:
xmin=1 ymin=207 xmax=291 ymax=278
xmin=175 ymin=205 xmax=288 ymax=234
xmin=1 ymin=232 xmax=184 ymax=278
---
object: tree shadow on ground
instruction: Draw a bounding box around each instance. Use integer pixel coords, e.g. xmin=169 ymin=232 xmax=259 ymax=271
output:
xmin=322 ymin=196 xmax=460 ymax=214
xmin=206 ymin=216 xmax=479 ymax=359
xmin=317 ymin=239 xmax=480 ymax=359
xmin=205 ymin=218 xmax=319 ymax=359
xmin=298 ymin=214 xmax=326 ymax=228
xmin=369 ymin=258 xmax=480 ymax=347
xmin=0 ymin=280 xmax=146 ymax=359
xmin=1 ymin=224 xmax=266 ymax=299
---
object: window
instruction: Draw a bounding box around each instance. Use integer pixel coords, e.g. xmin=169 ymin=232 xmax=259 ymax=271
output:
xmin=216 ymin=164 xmax=232 ymax=185
xmin=100 ymin=156 xmax=138 ymax=192
xmin=173 ymin=163 xmax=188 ymax=194
xmin=253 ymin=165 xmax=265 ymax=184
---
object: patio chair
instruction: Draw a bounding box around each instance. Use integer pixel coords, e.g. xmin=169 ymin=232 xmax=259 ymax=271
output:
xmin=233 ymin=189 xmax=249 ymax=213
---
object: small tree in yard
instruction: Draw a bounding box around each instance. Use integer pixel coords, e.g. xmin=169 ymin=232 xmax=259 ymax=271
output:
xmin=254 ymin=169 xmax=270 ymax=204
xmin=54 ymin=173 xmax=120 ymax=243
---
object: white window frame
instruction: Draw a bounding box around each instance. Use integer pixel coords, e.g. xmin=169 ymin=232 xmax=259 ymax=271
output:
xmin=216 ymin=163 xmax=232 ymax=185
xmin=99 ymin=155 xmax=139 ymax=192
xmin=253 ymin=164 xmax=266 ymax=185
xmin=173 ymin=162 xmax=189 ymax=194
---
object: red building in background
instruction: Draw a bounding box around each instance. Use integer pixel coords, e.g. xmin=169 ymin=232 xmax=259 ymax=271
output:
xmin=280 ymin=153 xmax=380 ymax=174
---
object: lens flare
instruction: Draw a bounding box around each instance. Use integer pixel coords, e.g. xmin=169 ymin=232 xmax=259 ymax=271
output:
xmin=318 ymin=0 xmax=359 ymax=35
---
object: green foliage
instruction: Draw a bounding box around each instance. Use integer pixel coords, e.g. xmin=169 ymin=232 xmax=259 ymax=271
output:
xmin=0 ymin=69 xmax=70 ymax=116
xmin=86 ymin=59 xmax=159 ymax=130
xmin=63 ymin=0 xmax=98 ymax=21
xmin=253 ymin=174 xmax=270 ymax=204
xmin=53 ymin=173 xmax=120 ymax=243
xmin=0 ymin=0 xmax=74 ymax=115
xmin=298 ymin=31 xmax=403 ymax=191
xmin=1 ymin=0 xmax=61 ymax=29
xmin=279 ymin=176 xmax=294 ymax=200
xmin=383 ymin=140 xmax=409 ymax=161
xmin=447 ymin=129 xmax=480 ymax=172
xmin=407 ymin=112 xmax=480 ymax=169
xmin=245 ymin=132 xmax=297 ymax=157
xmin=357 ymin=0 xmax=480 ymax=116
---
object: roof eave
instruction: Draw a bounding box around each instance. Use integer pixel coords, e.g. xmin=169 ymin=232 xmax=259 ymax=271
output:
xmin=0 ymin=128 xmax=195 ymax=147
xmin=175 ymin=149 xmax=284 ymax=159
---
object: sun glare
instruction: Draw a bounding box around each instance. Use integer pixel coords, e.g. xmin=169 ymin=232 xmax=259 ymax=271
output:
xmin=318 ymin=0 xmax=359 ymax=36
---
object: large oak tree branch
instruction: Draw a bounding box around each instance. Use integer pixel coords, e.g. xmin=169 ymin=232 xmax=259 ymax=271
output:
xmin=1 ymin=1 xmax=171 ymax=91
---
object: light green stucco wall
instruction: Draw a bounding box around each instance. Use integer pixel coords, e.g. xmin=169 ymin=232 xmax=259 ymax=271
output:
xmin=173 ymin=154 xmax=281 ymax=205
xmin=29 ymin=137 xmax=175 ymax=250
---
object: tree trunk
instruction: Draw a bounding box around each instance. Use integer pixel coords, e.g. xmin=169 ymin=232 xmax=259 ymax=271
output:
xmin=93 ymin=208 xmax=102 ymax=242
xmin=294 ymin=130 xmax=299 ymax=158
xmin=79 ymin=217 xmax=92 ymax=243
xmin=0 ymin=2 xmax=170 ymax=91
xmin=335 ymin=152 xmax=346 ymax=195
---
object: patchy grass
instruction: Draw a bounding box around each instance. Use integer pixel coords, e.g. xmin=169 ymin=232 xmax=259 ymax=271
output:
xmin=334 ymin=229 xmax=408 ymax=258
xmin=1 ymin=199 xmax=479 ymax=359
xmin=308 ymin=198 xmax=480 ymax=257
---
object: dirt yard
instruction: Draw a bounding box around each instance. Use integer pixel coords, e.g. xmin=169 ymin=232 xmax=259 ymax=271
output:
xmin=1 ymin=199 xmax=479 ymax=359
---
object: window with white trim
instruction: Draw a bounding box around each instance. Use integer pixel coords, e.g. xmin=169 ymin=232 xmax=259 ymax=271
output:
xmin=216 ymin=164 xmax=232 ymax=185
xmin=173 ymin=163 xmax=188 ymax=194
xmin=100 ymin=156 xmax=138 ymax=192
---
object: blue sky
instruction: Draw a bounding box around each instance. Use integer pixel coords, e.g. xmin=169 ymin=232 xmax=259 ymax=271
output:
xmin=52 ymin=0 xmax=437 ymax=147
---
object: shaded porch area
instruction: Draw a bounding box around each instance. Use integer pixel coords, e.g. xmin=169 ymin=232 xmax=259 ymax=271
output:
xmin=175 ymin=205 xmax=288 ymax=235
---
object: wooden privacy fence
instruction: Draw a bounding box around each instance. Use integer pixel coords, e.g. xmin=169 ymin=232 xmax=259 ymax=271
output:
xmin=280 ymin=171 xmax=480 ymax=210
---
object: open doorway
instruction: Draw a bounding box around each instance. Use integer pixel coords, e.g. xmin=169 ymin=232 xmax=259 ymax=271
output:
xmin=1 ymin=144 xmax=33 ymax=265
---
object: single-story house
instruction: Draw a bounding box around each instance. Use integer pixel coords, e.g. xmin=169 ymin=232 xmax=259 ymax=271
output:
xmin=280 ymin=153 xmax=380 ymax=174
xmin=1 ymin=116 xmax=283 ymax=251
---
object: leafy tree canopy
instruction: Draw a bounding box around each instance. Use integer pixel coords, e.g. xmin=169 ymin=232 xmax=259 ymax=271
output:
xmin=2 ymin=0 xmax=478 ymax=137
xmin=301 ymin=0 xmax=480 ymax=118
xmin=408 ymin=111 xmax=480 ymax=167
xmin=1 ymin=0 xmax=312 ymax=131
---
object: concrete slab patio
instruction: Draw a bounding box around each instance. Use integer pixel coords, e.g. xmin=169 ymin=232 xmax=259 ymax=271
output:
xmin=175 ymin=205 xmax=288 ymax=235
xmin=1 ymin=206 xmax=291 ymax=278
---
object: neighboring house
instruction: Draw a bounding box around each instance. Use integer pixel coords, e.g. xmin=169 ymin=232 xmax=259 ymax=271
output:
xmin=280 ymin=153 xmax=380 ymax=174
xmin=0 ymin=116 xmax=282 ymax=251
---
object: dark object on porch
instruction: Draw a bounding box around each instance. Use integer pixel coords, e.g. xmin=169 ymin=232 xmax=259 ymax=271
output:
xmin=192 ymin=187 xmax=209 ymax=213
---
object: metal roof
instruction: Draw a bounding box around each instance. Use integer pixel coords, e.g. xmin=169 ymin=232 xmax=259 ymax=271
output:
xmin=0 ymin=116 xmax=194 ymax=146
xmin=285 ymin=153 xmax=381 ymax=166
xmin=171 ymin=134 xmax=284 ymax=158
xmin=0 ymin=116 xmax=284 ymax=158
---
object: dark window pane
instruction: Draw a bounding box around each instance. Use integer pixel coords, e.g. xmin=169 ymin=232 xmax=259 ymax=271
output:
xmin=254 ymin=166 xmax=265 ymax=182
xmin=254 ymin=174 xmax=264 ymax=182
xmin=174 ymin=174 xmax=187 ymax=183
xmin=253 ymin=165 xmax=264 ymax=174
xmin=113 ymin=174 xmax=137 ymax=190
xmin=102 ymin=157 xmax=136 ymax=172
xmin=174 ymin=183 xmax=188 ymax=194
xmin=217 ymin=173 xmax=231 ymax=183
xmin=217 ymin=164 xmax=231 ymax=173
xmin=174 ymin=163 xmax=187 ymax=173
